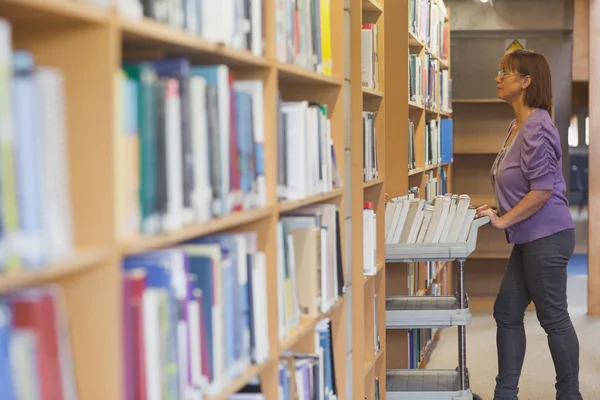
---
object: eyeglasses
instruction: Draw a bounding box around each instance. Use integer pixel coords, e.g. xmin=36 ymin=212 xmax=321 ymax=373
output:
xmin=497 ymin=70 xmax=527 ymax=79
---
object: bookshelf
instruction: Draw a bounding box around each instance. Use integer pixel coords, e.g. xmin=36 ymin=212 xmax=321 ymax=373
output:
xmin=382 ymin=0 xmax=455 ymax=380
xmin=0 ymin=0 xmax=351 ymax=399
xmin=349 ymin=0 xmax=387 ymax=398
xmin=451 ymin=99 xmax=514 ymax=294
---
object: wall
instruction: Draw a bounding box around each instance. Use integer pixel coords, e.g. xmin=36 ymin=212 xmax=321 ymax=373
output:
xmin=448 ymin=0 xmax=574 ymax=182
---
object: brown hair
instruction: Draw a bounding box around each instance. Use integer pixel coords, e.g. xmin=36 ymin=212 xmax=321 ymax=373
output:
xmin=500 ymin=49 xmax=553 ymax=116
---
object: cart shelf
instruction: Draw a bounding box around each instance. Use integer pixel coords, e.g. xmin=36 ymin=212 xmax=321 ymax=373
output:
xmin=386 ymin=295 xmax=471 ymax=329
xmin=385 ymin=216 xmax=490 ymax=263
xmin=386 ymin=369 xmax=473 ymax=400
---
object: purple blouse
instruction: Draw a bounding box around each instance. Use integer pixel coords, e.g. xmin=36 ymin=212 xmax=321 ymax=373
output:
xmin=491 ymin=108 xmax=574 ymax=244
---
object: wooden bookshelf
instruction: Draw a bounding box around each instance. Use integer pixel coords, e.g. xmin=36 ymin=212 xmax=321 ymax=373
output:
xmin=383 ymin=0 xmax=455 ymax=376
xmin=451 ymin=99 xmax=513 ymax=297
xmin=350 ymin=0 xmax=388 ymax=398
xmin=0 ymin=0 xmax=352 ymax=399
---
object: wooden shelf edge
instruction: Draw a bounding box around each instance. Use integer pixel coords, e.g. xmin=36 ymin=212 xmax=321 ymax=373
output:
xmin=280 ymin=297 xmax=344 ymax=352
xmin=0 ymin=0 xmax=110 ymax=23
xmin=277 ymin=62 xmax=343 ymax=85
xmin=408 ymin=30 xmax=449 ymax=69
xmin=0 ymin=248 xmax=112 ymax=294
xmin=362 ymin=86 xmax=383 ymax=99
xmin=364 ymin=347 xmax=385 ymax=376
xmin=119 ymin=207 xmax=275 ymax=255
xmin=362 ymin=0 xmax=384 ymax=13
xmin=409 ymin=162 xmax=451 ymax=176
xmin=205 ymin=359 xmax=272 ymax=400
xmin=119 ymin=15 xmax=271 ymax=67
xmin=364 ymin=262 xmax=383 ymax=285
xmin=363 ymin=177 xmax=383 ymax=189
xmin=278 ymin=188 xmax=343 ymax=213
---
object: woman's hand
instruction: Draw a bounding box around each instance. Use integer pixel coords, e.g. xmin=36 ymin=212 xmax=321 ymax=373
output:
xmin=476 ymin=204 xmax=506 ymax=230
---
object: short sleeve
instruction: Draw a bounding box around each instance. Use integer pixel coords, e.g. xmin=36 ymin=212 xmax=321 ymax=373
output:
xmin=519 ymin=114 xmax=561 ymax=191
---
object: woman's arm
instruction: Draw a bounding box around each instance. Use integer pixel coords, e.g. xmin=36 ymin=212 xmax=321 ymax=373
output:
xmin=498 ymin=189 xmax=551 ymax=229
xmin=476 ymin=189 xmax=551 ymax=230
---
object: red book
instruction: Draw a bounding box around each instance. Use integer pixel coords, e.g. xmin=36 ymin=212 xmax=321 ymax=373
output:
xmin=11 ymin=290 xmax=64 ymax=400
xmin=124 ymin=270 xmax=147 ymax=400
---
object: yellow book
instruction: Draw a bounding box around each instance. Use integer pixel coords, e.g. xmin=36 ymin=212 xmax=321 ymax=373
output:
xmin=320 ymin=0 xmax=332 ymax=75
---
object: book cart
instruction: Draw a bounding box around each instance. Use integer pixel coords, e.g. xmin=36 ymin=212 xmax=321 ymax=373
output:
xmin=385 ymin=215 xmax=490 ymax=400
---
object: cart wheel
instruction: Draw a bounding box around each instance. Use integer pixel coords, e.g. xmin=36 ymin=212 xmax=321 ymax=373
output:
xmin=472 ymin=393 xmax=483 ymax=400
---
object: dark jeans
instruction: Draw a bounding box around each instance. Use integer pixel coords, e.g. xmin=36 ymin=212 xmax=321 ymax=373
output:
xmin=493 ymin=228 xmax=582 ymax=400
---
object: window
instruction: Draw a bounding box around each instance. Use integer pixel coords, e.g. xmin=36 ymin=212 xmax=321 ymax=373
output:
xmin=568 ymin=115 xmax=579 ymax=147
xmin=585 ymin=116 xmax=589 ymax=146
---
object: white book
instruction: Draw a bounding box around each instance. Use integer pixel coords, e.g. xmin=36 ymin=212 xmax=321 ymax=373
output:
xmin=405 ymin=199 xmax=426 ymax=243
xmin=432 ymin=196 xmax=452 ymax=243
xmin=252 ymin=252 xmax=270 ymax=363
xmin=281 ymin=102 xmax=309 ymax=200
xmin=391 ymin=198 xmax=411 ymax=244
xmin=439 ymin=202 xmax=457 ymax=242
xmin=163 ymin=79 xmax=184 ymax=231
xmin=423 ymin=195 xmax=445 ymax=243
xmin=190 ymin=76 xmax=213 ymax=223
xmin=409 ymin=208 xmax=426 ymax=244
xmin=37 ymin=67 xmax=74 ymax=262
xmin=384 ymin=200 xmax=398 ymax=240
xmin=446 ymin=195 xmax=471 ymax=242
xmin=416 ymin=205 xmax=434 ymax=243
xmin=457 ymin=207 xmax=477 ymax=243
xmin=386 ymin=197 xmax=405 ymax=244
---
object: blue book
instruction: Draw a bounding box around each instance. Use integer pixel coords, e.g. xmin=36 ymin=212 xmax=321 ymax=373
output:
xmin=0 ymin=302 xmax=15 ymax=400
xmin=440 ymin=118 xmax=454 ymax=164
xmin=12 ymin=50 xmax=44 ymax=268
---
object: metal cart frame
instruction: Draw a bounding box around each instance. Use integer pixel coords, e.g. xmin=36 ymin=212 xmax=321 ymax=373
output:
xmin=385 ymin=216 xmax=490 ymax=400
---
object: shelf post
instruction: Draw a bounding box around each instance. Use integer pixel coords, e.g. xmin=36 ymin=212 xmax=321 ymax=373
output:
xmin=457 ymin=259 xmax=468 ymax=392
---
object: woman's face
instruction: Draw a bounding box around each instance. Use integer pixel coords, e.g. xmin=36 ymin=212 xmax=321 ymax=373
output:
xmin=495 ymin=69 xmax=526 ymax=102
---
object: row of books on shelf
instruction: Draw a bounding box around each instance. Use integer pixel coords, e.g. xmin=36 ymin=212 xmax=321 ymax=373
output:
xmin=122 ymin=204 xmax=342 ymax=399
xmin=406 ymin=268 xmax=449 ymax=368
xmin=117 ymin=55 xmax=340 ymax=239
xmin=0 ymin=286 xmax=77 ymax=400
xmin=278 ymin=320 xmax=339 ymax=400
xmin=117 ymin=0 xmax=265 ymax=57
xmin=275 ymin=0 xmax=333 ymax=75
xmin=407 ymin=117 xmax=453 ymax=169
xmin=408 ymin=327 xmax=436 ymax=369
xmin=425 ymin=118 xmax=453 ymax=166
xmin=277 ymin=99 xmax=340 ymax=202
xmin=0 ymin=277 xmax=340 ymax=400
xmin=423 ymin=169 xmax=447 ymax=203
xmin=408 ymin=53 xmax=452 ymax=113
xmin=385 ymin=193 xmax=477 ymax=245
xmin=118 ymin=59 xmax=268 ymax=238
xmin=409 ymin=0 xmax=449 ymax=62
xmin=406 ymin=261 xmax=448 ymax=297
xmin=122 ymin=234 xmax=270 ymax=398
xmin=277 ymin=204 xmax=344 ymax=339
xmin=361 ymin=23 xmax=380 ymax=90
xmin=0 ymin=21 xmax=75 ymax=272
xmin=363 ymin=112 xmax=379 ymax=183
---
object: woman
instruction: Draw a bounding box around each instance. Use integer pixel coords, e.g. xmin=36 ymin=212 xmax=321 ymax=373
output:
xmin=476 ymin=49 xmax=583 ymax=400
